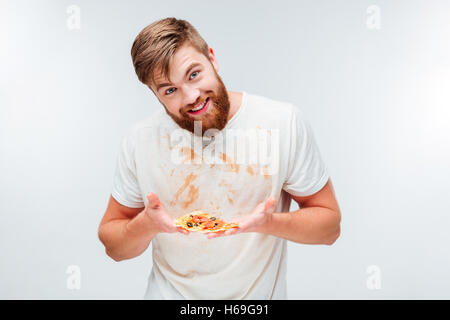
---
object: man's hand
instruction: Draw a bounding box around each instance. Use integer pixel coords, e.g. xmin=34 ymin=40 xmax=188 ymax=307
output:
xmin=145 ymin=193 xmax=189 ymax=235
xmin=206 ymin=197 xmax=277 ymax=239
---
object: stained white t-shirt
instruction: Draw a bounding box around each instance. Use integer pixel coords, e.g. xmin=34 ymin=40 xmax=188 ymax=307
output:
xmin=111 ymin=91 xmax=329 ymax=299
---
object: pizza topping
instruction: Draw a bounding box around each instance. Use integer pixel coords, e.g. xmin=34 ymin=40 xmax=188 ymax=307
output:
xmin=214 ymin=221 xmax=225 ymax=229
xmin=192 ymin=215 xmax=208 ymax=223
xmin=203 ymin=221 xmax=215 ymax=229
xmin=174 ymin=211 xmax=239 ymax=233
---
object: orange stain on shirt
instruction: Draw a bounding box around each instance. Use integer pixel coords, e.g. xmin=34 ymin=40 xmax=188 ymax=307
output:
xmin=180 ymin=147 xmax=198 ymax=163
xmin=182 ymin=185 xmax=199 ymax=209
xmin=170 ymin=173 xmax=198 ymax=206
xmin=262 ymin=165 xmax=271 ymax=179
xmin=220 ymin=152 xmax=239 ymax=173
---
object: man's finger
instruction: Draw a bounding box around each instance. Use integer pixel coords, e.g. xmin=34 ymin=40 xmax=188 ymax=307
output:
xmin=224 ymin=228 xmax=239 ymax=236
xmin=146 ymin=192 xmax=161 ymax=210
xmin=207 ymin=231 xmax=224 ymax=239
xmin=264 ymin=197 xmax=277 ymax=213
xmin=177 ymin=227 xmax=189 ymax=235
xmin=236 ymin=219 xmax=251 ymax=231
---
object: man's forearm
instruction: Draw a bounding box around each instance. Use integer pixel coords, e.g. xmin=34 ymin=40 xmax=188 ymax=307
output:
xmin=260 ymin=207 xmax=341 ymax=245
xmin=98 ymin=210 xmax=159 ymax=261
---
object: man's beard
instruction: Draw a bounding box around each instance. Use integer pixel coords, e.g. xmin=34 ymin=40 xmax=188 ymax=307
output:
xmin=163 ymin=73 xmax=230 ymax=136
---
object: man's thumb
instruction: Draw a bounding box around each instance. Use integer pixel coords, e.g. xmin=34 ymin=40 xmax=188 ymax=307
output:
xmin=264 ymin=197 xmax=277 ymax=213
xmin=146 ymin=192 xmax=161 ymax=210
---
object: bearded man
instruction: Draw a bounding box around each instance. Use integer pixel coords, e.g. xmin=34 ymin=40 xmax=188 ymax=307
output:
xmin=98 ymin=17 xmax=341 ymax=300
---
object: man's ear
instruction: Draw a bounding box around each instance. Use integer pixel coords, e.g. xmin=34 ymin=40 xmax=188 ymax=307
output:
xmin=208 ymin=47 xmax=219 ymax=73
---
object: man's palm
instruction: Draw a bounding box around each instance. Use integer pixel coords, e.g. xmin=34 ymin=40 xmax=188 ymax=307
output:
xmin=145 ymin=193 xmax=189 ymax=235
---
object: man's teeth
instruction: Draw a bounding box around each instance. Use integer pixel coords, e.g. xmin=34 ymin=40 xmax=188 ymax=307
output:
xmin=191 ymin=99 xmax=207 ymax=111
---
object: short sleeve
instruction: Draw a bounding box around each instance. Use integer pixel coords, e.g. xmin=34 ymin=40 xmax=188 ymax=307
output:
xmin=282 ymin=105 xmax=329 ymax=197
xmin=111 ymin=130 xmax=145 ymax=208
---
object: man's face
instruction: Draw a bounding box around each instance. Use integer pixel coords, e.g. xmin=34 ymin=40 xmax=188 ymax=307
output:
xmin=150 ymin=44 xmax=230 ymax=135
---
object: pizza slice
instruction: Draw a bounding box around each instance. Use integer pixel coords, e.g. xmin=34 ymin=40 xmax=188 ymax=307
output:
xmin=174 ymin=210 xmax=239 ymax=233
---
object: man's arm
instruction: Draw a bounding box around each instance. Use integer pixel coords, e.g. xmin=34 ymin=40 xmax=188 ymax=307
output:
xmin=260 ymin=179 xmax=341 ymax=245
xmin=98 ymin=196 xmax=154 ymax=262
xmin=207 ymin=179 xmax=341 ymax=245
xmin=98 ymin=193 xmax=187 ymax=262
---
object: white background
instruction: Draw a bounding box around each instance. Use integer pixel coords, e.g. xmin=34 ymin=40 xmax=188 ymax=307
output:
xmin=1 ymin=0 xmax=449 ymax=299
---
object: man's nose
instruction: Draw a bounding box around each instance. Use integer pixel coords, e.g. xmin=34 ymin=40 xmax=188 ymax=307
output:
xmin=181 ymin=85 xmax=201 ymax=107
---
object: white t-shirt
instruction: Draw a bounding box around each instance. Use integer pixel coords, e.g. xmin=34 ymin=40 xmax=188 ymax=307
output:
xmin=111 ymin=91 xmax=329 ymax=299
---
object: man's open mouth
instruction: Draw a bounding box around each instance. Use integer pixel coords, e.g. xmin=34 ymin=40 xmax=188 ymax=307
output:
xmin=187 ymin=97 xmax=210 ymax=115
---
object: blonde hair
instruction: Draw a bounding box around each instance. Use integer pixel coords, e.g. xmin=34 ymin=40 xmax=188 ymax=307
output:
xmin=131 ymin=17 xmax=210 ymax=88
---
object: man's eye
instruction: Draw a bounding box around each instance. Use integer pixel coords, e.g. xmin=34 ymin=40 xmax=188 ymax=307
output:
xmin=165 ymin=88 xmax=176 ymax=95
xmin=190 ymin=71 xmax=199 ymax=79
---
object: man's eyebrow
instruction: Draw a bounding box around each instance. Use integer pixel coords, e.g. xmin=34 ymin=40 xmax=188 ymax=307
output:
xmin=156 ymin=62 xmax=202 ymax=91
